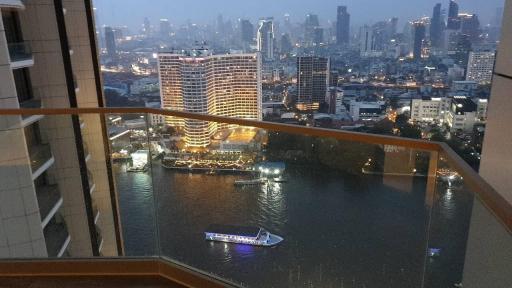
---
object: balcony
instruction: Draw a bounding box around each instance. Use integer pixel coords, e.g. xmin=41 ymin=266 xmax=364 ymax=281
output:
xmin=28 ymin=144 xmax=55 ymax=180
xmin=8 ymin=42 xmax=34 ymax=69
xmin=88 ymin=170 xmax=96 ymax=194
xmin=95 ymin=225 xmax=104 ymax=253
xmin=44 ymin=220 xmax=71 ymax=258
xmin=0 ymin=108 xmax=510 ymax=288
xmin=35 ymin=184 xmax=63 ymax=228
xmin=93 ymin=204 xmax=100 ymax=224
xmin=84 ymin=142 xmax=91 ymax=162
xmin=19 ymin=99 xmax=44 ymax=126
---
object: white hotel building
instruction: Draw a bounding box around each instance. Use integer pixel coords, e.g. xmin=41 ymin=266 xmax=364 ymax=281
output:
xmin=158 ymin=50 xmax=262 ymax=147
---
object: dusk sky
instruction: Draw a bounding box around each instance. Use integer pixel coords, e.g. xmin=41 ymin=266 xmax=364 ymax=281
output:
xmin=94 ymin=0 xmax=504 ymax=31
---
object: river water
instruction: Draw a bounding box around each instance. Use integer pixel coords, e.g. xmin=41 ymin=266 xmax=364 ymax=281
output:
xmin=114 ymin=161 xmax=473 ymax=288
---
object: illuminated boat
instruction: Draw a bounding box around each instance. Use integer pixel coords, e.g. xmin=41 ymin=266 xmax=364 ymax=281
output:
xmin=205 ymin=225 xmax=283 ymax=247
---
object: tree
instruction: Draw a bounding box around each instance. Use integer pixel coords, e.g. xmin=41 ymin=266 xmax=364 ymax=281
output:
xmin=395 ymin=114 xmax=409 ymax=128
xmin=400 ymin=124 xmax=422 ymax=139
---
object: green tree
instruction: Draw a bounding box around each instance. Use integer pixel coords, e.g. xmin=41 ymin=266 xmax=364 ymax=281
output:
xmin=400 ymin=124 xmax=422 ymax=139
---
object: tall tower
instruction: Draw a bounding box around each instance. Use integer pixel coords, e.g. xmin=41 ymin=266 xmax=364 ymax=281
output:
xmin=460 ymin=13 xmax=480 ymax=43
xmin=143 ymin=17 xmax=151 ymax=36
xmin=430 ymin=3 xmax=444 ymax=48
xmin=160 ymin=19 xmax=170 ymax=37
xmin=257 ymin=18 xmax=275 ymax=62
xmin=304 ymin=13 xmax=320 ymax=47
xmin=412 ymin=21 xmax=426 ymax=60
xmin=359 ymin=25 xmax=375 ymax=57
xmin=240 ymin=19 xmax=254 ymax=44
xmin=104 ymin=26 xmax=116 ymax=62
xmin=336 ymin=6 xmax=350 ymax=45
xmin=296 ymin=56 xmax=330 ymax=111
xmin=447 ymin=0 xmax=460 ymax=30
xmin=158 ymin=51 xmax=262 ymax=147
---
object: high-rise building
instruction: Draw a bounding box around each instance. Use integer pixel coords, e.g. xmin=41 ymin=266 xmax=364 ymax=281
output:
xmin=336 ymin=6 xmax=350 ymax=45
xmin=160 ymin=19 xmax=170 ymax=37
xmin=412 ymin=21 xmax=426 ymax=60
xmin=447 ymin=0 xmax=460 ymax=30
xmin=296 ymin=56 xmax=330 ymax=111
xmin=104 ymin=26 xmax=116 ymax=62
xmin=257 ymin=18 xmax=275 ymax=62
xmin=240 ymin=19 xmax=254 ymax=44
xmin=430 ymin=3 xmax=444 ymax=48
xmin=158 ymin=50 xmax=262 ymax=147
xmin=313 ymin=27 xmax=324 ymax=46
xmin=360 ymin=25 xmax=376 ymax=57
xmin=460 ymin=13 xmax=480 ymax=43
xmin=466 ymin=51 xmax=496 ymax=84
xmin=143 ymin=17 xmax=151 ymax=36
xmin=304 ymin=13 xmax=320 ymax=47
xmin=280 ymin=33 xmax=293 ymax=55
xmin=0 ymin=0 xmax=121 ymax=258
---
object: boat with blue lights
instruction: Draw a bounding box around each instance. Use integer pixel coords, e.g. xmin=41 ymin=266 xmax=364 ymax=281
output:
xmin=205 ymin=225 xmax=283 ymax=247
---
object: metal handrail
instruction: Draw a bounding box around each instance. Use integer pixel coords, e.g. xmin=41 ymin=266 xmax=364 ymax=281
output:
xmin=1 ymin=107 xmax=511 ymax=233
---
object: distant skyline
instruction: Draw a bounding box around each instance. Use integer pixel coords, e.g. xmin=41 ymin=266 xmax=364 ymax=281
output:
xmin=94 ymin=0 xmax=504 ymax=31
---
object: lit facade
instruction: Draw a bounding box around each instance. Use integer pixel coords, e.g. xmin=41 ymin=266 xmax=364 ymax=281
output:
xmin=158 ymin=51 xmax=262 ymax=147
xmin=466 ymin=51 xmax=496 ymax=84
xmin=296 ymin=56 xmax=330 ymax=111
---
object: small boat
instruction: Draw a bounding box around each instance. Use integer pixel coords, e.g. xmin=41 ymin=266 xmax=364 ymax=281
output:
xmin=206 ymin=169 xmax=217 ymax=176
xmin=127 ymin=164 xmax=148 ymax=173
xmin=272 ymin=176 xmax=288 ymax=183
xmin=428 ymin=248 xmax=441 ymax=257
xmin=205 ymin=224 xmax=284 ymax=247
xmin=234 ymin=178 xmax=267 ymax=186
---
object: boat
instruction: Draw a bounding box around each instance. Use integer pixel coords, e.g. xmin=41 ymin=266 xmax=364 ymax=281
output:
xmin=205 ymin=224 xmax=283 ymax=247
xmin=234 ymin=178 xmax=267 ymax=186
xmin=206 ymin=169 xmax=217 ymax=176
xmin=272 ymin=176 xmax=288 ymax=183
xmin=127 ymin=164 xmax=148 ymax=173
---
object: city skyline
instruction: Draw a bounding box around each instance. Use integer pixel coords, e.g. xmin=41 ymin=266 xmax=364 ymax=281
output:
xmin=94 ymin=0 xmax=504 ymax=31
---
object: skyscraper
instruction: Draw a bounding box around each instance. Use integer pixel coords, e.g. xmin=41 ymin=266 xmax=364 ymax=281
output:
xmin=0 ymin=0 xmax=121 ymax=258
xmin=257 ymin=18 xmax=275 ymax=62
xmin=336 ymin=6 xmax=350 ymax=45
xmin=430 ymin=3 xmax=444 ymax=48
xmin=280 ymin=33 xmax=293 ymax=55
xmin=304 ymin=13 xmax=320 ymax=47
xmin=359 ymin=25 xmax=375 ymax=57
xmin=104 ymin=26 xmax=117 ymax=62
xmin=160 ymin=19 xmax=171 ymax=37
xmin=466 ymin=51 xmax=496 ymax=84
xmin=240 ymin=19 xmax=254 ymax=44
xmin=460 ymin=13 xmax=480 ymax=42
xmin=447 ymin=0 xmax=460 ymax=30
xmin=158 ymin=50 xmax=262 ymax=147
xmin=143 ymin=17 xmax=151 ymax=36
xmin=412 ymin=21 xmax=426 ymax=60
xmin=296 ymin=56 xmax=330 ymax=111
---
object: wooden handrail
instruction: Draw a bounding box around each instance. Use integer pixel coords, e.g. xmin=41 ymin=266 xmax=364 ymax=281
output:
xmin=0 ymin=258 xmax=239 ymax=288
xmin=1 ymin=107 xmax=511 ymax=233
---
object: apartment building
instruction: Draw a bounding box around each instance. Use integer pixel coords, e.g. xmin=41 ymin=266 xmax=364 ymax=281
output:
xmin=0 ymin=0 xmax=120 ymax=258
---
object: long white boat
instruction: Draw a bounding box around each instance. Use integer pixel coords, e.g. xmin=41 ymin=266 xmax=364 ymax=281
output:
xmin=205 ymin=225 xmax=283 ymax=247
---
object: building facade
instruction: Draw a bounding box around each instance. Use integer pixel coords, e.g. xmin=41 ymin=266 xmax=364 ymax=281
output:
xmin=158 ymin=51 xmax=262 ymax=147
xmin=336 ymin=6 xmax=350 ymax=45
xmin=0 ymin=0 xmax=121 ymax=258
xmin=296 ymin=56 xmax=329 ymax=111
xmin=466 ymin=51 xmax=496 ymax=84
xmin=257 ymin=18 xmax=274 ymax=62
